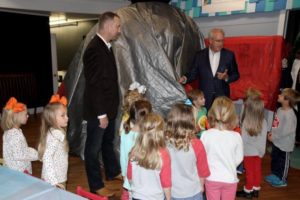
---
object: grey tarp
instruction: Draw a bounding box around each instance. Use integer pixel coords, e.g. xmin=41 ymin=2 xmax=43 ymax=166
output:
xmin=64 ymin=2 xmax=205 ymax=157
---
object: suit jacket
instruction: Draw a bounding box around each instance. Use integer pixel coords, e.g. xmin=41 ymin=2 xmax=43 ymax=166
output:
xmin=186 ymin=48 xmax=239 ymax=109
xmin=83 ymin=35 xmax=119 ymax=120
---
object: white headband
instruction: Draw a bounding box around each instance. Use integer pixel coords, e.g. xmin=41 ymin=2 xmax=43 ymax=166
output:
xmin=129 ymin=82 xmax=146 ymax=94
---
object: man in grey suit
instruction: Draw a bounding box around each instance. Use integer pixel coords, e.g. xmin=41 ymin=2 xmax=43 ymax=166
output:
xmin=180 ymin=28 xmax=240 ymax=110
xmin=83 ymin=12 xmax=121 ymax=197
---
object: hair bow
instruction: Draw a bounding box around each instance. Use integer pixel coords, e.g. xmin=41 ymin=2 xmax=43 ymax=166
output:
xmin=49 ymin=94 xmax=68 ymax=106
xmin=129 ymin=82 xmax=147 ymax=94
xmin=4 ymin=97 xmax=26 ymax=113
xmin=184 ymin=98 xmax=193 ymax=106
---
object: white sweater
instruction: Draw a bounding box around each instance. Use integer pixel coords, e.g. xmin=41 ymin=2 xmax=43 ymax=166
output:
xmin=201 ymin=128 xmax=243 ymax=183
xmin=41 ymin=128 xmax=68 ymax=185
xmin=3 ymin=128 xmax=38 ymax=173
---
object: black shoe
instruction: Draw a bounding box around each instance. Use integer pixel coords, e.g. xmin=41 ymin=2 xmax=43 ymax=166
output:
xmin=236 ymin=190 xmax=253 ymax=199
xmin=252 ymin=190 xmax=259 ymax=198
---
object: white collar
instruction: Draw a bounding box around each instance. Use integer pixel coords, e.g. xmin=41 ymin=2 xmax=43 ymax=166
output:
xmin=97 ymin=33 xmax=111 ymax=49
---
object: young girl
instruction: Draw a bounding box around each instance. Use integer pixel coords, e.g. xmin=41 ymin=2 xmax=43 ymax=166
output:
xmin=1 ymin=97 xmax=38 ymax=174
xmin=127 ymin=113 xmax=171 ymax=200
xmin=201 ymin=96 xmax=243 ymax=200
xmin=165 ymin=103 xmax=210 ymax=200
xmin=38 ymin=94 xmax=69 ymax=189
xmin=120 ymin=82 xmax=146 ymax=134
xmin=120 ymin=99 xmax=152 ymax=200
xmin=236 ymin=89 xmax=268 ymax=198
xmin=265 ymin=88 xmax=300 ymax=187
xmin=187 ymin=89 xmax=207 ymax=138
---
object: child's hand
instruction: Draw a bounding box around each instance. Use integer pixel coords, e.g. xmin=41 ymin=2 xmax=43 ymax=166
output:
xmin=267 ymin=132 xmax=273 ymax=142
xmin=56 ymin=183 xmax=66 ymax=190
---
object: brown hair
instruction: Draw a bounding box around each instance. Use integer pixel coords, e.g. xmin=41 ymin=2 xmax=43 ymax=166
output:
xmin=187 ymin=89 xmax=204 ymax=106
xmin=98 ymin=12 xmax=119 ymax=31
xmin=122 ymin=89 xmax=145 ymax=115
xmin=208 ymin=96 xmax=237 ymax=130
xmin=241 ymin=88 xmax=264 ymax=136
xmin=123 ymin=99 xmax=152 ymax=133
xmin=130 ymin=113 xmax=165 ymax=170
xmin=165 ymin=103 xmax=196 ymax=151
xmin=281 ymin=88 xmax=300 ymax=107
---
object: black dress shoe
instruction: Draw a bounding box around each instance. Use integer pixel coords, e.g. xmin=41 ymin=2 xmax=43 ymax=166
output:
xmin=236 ymin=190 xmax=253 ymax=199
xmin=252 ymin=190 xmax=259 ymax=198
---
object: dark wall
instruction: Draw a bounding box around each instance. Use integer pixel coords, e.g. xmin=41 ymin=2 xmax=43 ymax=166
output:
xmin=0 ymin=11 xmax=53 ymax=107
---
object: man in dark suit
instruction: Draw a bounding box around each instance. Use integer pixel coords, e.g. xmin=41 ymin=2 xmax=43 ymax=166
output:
xmin=180 ymin=28 xmax=240 ymax=109
xmin=83 ymin=12 xmax=121 ymax=197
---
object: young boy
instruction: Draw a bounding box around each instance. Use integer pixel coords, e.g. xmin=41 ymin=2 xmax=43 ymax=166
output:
xmin=265 ymin=88 xmax=300 ymax=187
xmin=187 ymin=89 xmax=207 ymax=138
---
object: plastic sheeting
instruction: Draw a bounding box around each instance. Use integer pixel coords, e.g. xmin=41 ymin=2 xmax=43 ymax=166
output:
xmin=64 ymin=2 xmax=204 ymax=156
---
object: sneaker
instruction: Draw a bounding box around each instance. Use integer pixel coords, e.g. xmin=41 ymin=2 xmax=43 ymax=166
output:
xmin=270 ymin=179 xmax=287 ymax=187
xmin=264 ymin=174 xmax=280 ymax=183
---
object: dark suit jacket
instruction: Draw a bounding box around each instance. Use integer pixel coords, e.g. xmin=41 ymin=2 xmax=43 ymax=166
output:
xmin=83 ymin=35 xmax=119 ymax=121
xmin=186 ymin=47 xmax=239 ymax=109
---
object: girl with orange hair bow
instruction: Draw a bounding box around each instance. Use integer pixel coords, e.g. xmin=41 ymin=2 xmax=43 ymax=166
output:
xmin=38 ymin=94 xmax=69 ymax=190
xmin=1 ymin=97 xmax=38 ymax=174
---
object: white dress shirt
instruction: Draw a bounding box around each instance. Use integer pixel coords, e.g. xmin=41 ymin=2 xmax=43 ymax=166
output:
xmin=209 ymin=48 xmax=220 ymax=76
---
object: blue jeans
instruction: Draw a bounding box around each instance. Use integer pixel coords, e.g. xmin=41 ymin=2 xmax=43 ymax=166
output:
xmin=172 ymin=192 xmax=204 ymax=200
xmin=84 ymin=118 xmax=120 ymax=192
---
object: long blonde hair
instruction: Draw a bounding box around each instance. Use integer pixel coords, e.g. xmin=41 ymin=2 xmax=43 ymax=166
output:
xmin=1 ymin=108 xmax=27 ymax=131
xmin=165 ymin=103 xmax=196 ymax=151
xmin=208 ymin=96 xmax=237 ymax=130
xmin=241 ymin=88 xmax=264 ymax=136
xmin=130 ymin=113 xmax=165 ymax=170
xmin=38 ymin=103 xmax=68 ymax=159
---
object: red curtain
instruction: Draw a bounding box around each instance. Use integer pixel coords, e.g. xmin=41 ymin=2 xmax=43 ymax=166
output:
xmin=185 ymin=36 xmax=285 ymax=111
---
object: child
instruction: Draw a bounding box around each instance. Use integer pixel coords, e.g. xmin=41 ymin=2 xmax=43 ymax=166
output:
xmin=1 ymin=97 xmax=38 ymax=174
xmin=236 ymin=89 xmax=268 ymax=198
xmin=127 ymin=113 xmax=171 ymax=200
xmin=265 ymin=88 xmax=300 ymax=187
xmin=187 ymin=89 xmax=207 ymax=138
xmin=38 ymin=94 xmax=69 ymax=189
xmin=165 ymin=103 xmax=210 ymax=200
xmin=120 ymin=99 xmax=152 ymax=200
xmin=201 ymin=96 xmax=243 ymax=200
xmin=120 ymin=82 xmax=146 ymax=134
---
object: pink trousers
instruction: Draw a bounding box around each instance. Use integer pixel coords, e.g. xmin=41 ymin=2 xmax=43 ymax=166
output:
xmin=205 ymin=180 xmax=237 ymax=200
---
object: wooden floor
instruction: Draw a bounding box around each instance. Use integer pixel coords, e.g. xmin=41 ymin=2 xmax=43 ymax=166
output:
xmin=1 ymin=114 xmax=300 ymax=200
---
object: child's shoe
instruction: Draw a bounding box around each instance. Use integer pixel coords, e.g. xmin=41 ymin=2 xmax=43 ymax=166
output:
xmin=252 ymin=190 xmax=259 ymax=198
xmin=236 ymin=190 xmax=253 ymax=199
xmin=264 ymin=174 xmax=280 ymax=183
xmin=270 ymin=179 xmax=287 ymax=187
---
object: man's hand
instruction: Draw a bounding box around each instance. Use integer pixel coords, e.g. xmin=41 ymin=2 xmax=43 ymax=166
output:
xmin=216 ymin=69 xmax=228 ymax=81
xmin=178 ymin=76 xmax=187 ymax=84
xmin=99 ymin=116 xmax=109 ymax=129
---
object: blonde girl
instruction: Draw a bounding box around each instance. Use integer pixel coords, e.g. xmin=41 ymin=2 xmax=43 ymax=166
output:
xmin=38 ymin=94 xmax=69 ymax=189
xmin=127 ymin=113 xmax=171 ymax=200
xmin=120 ymin=99 xmax=152 ymax=200
xmin=201 ymin=96 xmax=243 ymax=200
xmin=236 ymin=89 xmax=267 ymax=198
xmin=1 ymin=97 xmax=38 ymax=174
xmin=165 ymin=103 xmax=210 ymax=200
